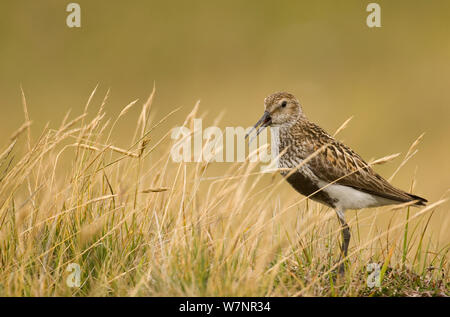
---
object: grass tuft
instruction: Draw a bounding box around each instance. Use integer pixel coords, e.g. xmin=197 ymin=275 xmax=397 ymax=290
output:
xmin=0 ymin=90 xmax=448 ymax=296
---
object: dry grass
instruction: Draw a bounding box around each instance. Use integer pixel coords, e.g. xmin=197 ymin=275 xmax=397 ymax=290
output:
xmin=0 ymin=89 xmax=448 ymax=297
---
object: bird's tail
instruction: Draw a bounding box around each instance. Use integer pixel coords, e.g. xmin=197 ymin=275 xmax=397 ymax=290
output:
xmin=407 ymin=193 xmax=428 ymax=206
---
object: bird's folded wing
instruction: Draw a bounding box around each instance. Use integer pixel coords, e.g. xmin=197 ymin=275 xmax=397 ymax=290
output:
xmin=306 ymin=141 xmax=414 ymax=203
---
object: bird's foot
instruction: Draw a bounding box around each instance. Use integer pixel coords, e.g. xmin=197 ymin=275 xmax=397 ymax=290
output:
xmin=335 ymin=258 xmax=348 ymax=276
xmin=337 ymin=262 xmax=346 ymax=275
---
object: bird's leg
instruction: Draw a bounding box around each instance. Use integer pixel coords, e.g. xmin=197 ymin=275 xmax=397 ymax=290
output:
xmin=334 ymin=208 xmax=351 ymax=274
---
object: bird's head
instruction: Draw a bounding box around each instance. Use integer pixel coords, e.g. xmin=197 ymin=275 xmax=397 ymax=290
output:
xmin=246 ymin=92 xmax=303 ymax=139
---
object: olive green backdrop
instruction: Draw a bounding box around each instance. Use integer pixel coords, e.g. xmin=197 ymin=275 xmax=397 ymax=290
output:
xmin=1 ymin=0 xmax=449 ymax=201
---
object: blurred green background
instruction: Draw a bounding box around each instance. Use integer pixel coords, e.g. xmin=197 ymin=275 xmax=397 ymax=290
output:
xmin=0 ymin=0 xmax=449 ymax=201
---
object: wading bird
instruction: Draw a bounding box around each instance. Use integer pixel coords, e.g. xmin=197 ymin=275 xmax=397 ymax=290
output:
xmin=246 ymin=92 xmax=427 ymax=273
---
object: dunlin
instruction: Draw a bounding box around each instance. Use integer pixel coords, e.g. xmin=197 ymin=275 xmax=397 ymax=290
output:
xmin=247 ymin=92 xmax=427 ymax=272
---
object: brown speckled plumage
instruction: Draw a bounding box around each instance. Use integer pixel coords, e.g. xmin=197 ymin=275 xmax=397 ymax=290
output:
xmin=248 ymin=91 xmax=427 ymax=273
xmin=278 ymin=116 xmax=426 ymax=206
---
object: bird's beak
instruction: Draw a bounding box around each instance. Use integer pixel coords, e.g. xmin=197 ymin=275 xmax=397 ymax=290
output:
xmin=245 ymin=111 xmax=272 ymax=141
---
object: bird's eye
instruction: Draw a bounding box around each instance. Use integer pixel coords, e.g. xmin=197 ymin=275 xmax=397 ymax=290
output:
xmin=281 ymin=101 xmax=287 ymax=108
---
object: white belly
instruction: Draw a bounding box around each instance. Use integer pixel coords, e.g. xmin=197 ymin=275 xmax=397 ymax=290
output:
xmin=318 ymin=180 xmax=396 ymax=210
xmin=272 ymin=127 xmax=396 ymax=211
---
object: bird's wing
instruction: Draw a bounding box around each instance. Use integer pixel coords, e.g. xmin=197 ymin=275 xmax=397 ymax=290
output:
xmin=296 ymin=126 xmax=416 ymax=203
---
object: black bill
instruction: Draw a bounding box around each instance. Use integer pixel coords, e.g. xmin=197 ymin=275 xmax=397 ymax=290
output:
xmin=245 ymin=111 xmax=272 ymax=141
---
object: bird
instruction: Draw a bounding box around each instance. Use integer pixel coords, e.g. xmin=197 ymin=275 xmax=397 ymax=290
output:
xmin=246 ymin=92 xmax=427 ymax=273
